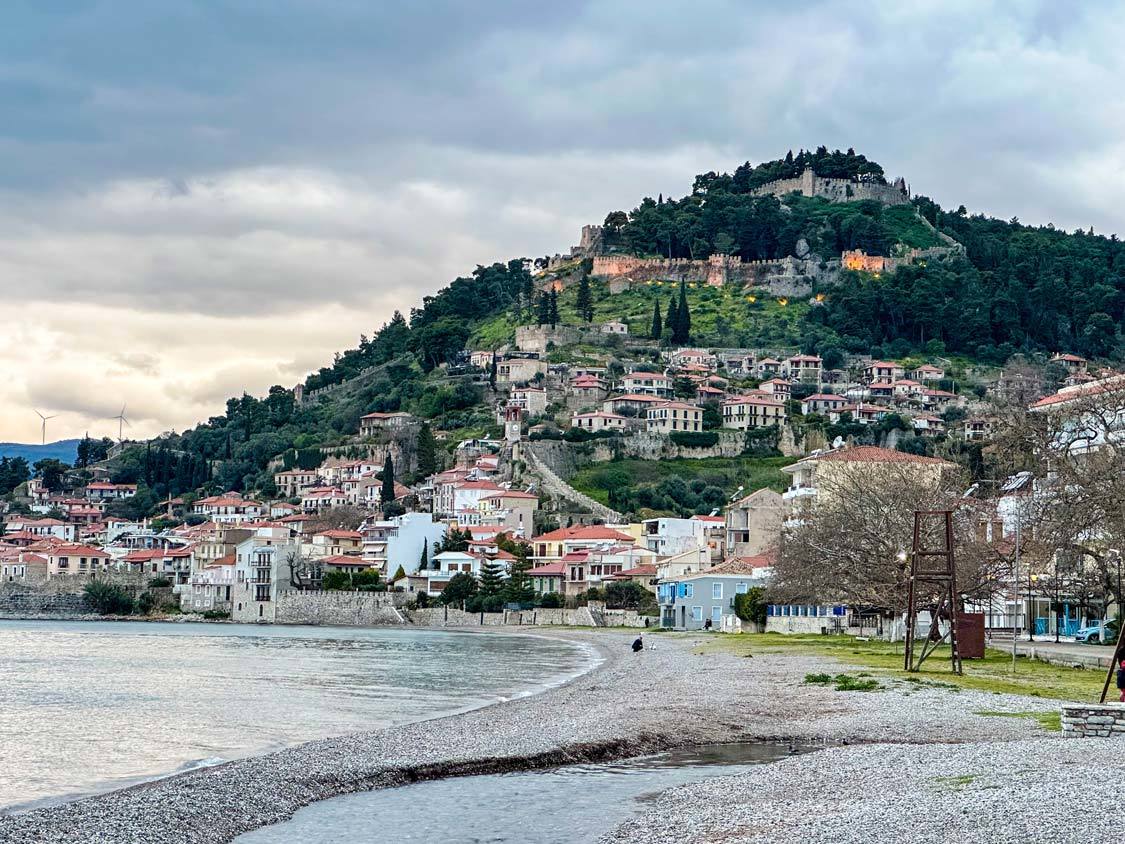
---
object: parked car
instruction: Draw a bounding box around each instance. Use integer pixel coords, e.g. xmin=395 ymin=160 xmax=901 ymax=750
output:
xmin=1074 ymin=623 xmax=1109 ymax=644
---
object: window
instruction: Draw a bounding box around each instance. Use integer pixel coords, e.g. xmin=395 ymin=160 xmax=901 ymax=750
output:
xmin=736 ymin=582 xmax=749 ymax=594
xmin=711 ymin=606 xmax=722 ymax=624
xmin=691 ymin=606 xmax=703 ymax=622
xmin=712 ymin=582 xmax=723 ymax=600
xmin=684 ymin=583 xmax=694 ymax=598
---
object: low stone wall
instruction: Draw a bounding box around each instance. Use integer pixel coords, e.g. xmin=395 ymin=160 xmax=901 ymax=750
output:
xmin=273 ymin=590 xmax=409 ymax=626
xmin=405 ymin=605 xmax=641 ymax=628
xmin=1061 ymin=703 xmax=1125 ymax=738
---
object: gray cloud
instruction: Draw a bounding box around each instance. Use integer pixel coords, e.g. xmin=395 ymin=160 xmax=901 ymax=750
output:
xmin=3 ymin=0 xmax=1125 ymax=441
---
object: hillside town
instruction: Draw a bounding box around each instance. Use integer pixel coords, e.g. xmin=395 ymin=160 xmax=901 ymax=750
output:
xmin=2 ymin=325 xmax=1119 ymax=643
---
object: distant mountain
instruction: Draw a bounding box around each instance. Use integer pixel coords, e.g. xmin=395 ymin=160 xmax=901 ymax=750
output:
xmin=0 ymin=439 xmax=81 ymax=464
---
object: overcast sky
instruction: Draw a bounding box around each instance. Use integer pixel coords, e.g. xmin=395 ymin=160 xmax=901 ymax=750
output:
xmin=4 ymin=0 xmax=1124 ymax=443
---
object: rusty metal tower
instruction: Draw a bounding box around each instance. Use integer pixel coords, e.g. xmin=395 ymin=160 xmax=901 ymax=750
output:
xmin=903 ymin=510 xmax=962 ymax=675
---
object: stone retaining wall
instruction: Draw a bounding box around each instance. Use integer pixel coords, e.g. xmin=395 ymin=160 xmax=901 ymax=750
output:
xmin=1061 ymin=703 xmax=1125 ymax=738
xmin=0 ymin=591 xmax=87 ymax=616
xmin=273 ymin=590 xmax=409 ymax=626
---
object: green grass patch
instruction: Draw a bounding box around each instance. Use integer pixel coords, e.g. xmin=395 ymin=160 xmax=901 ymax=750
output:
xmin=468 ymin=276 xmax=810 ymax=350
xmin=804 ymin=672 xmax=882 ymax=692
xmin=569 ymin=455 xmax=794 ymax=506
xmin=699 ymin=633 xmax=1105 ymax=702
xmin=973 ymin=710 xmax=1062 ymax=732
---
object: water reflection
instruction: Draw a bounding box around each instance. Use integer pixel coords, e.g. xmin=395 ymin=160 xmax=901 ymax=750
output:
xmin=0 ymin=621 xmax=592 ymax=812
xmin=237 ymin=744 xmax=809 ymax=844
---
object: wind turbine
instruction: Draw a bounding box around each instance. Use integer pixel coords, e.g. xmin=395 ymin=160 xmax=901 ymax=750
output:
xmin=34 ymin=410 xmax=57 ymax=446
xmin=113 ymin=404 xmax=131 ymax=442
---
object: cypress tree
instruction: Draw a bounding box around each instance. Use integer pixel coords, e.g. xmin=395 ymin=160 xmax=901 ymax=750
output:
xmin=416 ymin=423 xmax=437 ymax=477
xmin=418 ymin=538 xmax=429 ymax=572
xmin=675 ymin=280 xmax=691 ymax=343
xmin=381 ymin=453 xmax=395 ymax=510
xmin=575 ymin=275 xmax=593 ymax=322
xmin=537 ymin=291 xmax=551 ymax=325
xmin=548 ymin=288 xmax=559 ymax=327
xmin=664 ymin=295 xmax=678 ymax=338
xmin=650 ymin=300 xmax=662 ymax=341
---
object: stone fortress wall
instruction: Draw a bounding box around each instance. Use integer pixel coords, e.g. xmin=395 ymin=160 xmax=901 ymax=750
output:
xmin=750 ymin=167 xmax=911 ymax=206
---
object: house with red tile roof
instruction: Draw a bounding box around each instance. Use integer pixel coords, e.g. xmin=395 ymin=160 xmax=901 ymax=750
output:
xmin=782 ymin=446 xmax=956 ymax=506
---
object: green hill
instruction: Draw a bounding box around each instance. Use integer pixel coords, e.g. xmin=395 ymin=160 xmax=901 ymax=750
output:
xmin=75 ymin=148 xmax=1125 ymax=512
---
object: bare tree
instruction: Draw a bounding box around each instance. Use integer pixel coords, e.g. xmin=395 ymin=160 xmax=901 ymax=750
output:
xmin=774 ymin=461 xmax=1003 ymax=612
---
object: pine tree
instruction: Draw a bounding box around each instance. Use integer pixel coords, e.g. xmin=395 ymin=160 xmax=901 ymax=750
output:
xmin=537 ymin=291 xmax=551 ymax=325
xmin=650 ymin=300 xmax=662 ymax=341
xmin=478 ymin=558 xmax=506 ymax=597
xmin=381 ymin=453 xmax=395 ymax=510
xmin=548 ymin=288 xmax=559 ymax=327
xmin=416 ymin=423 xmax=437 ymax=478
xmin=664 ymin=295 xmax=678 ymax=338
xmin=674 ymin=280 xmax=691 ymax=343
xmin=417 ymin=538 xmax=429 ymax=572
xmin=502 ymin=557 xmax=536 ymax=605
xmin=575 ymin=275 xmax=593 ymax=322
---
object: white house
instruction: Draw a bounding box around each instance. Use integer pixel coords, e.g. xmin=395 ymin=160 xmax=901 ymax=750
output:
xmin=571 ymin=411 xmax=628 ymax=432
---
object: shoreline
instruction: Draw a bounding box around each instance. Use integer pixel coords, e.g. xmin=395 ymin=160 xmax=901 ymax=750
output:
xmin=0 ymin=621 xmax=600 ymax=818
xmin=0 ymin=628 xmax=1065 ymax=844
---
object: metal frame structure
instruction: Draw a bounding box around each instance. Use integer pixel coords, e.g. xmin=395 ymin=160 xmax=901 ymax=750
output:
xmin=903 ymin=510 xmax=963 ymax=675
xmin=1100 ymin=621 xmax=1125 ymax=703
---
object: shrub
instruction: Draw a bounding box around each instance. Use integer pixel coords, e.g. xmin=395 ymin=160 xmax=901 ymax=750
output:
xmin=202 ymin=609 xmax=230 ymax=620
xmin=82 ymin=581 xmax=135 ymax=615
xmin=669 ymin=431 xmax=719 ymax=448
xmin=733 ymin=588 xmax=767 ymax=625
xmin=147 ymin=577 xmax=172 ymax=588
xmin=137 ymin=592 xmax=158 ymax=615
xmin=538 ymin=592 xmax=564 ymax=608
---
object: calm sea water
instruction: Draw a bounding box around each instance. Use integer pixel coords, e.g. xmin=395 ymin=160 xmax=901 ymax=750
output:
xmin=236 ymin=743 xmax=805 ymax=844
xmin=0 ymin=620 xmax=594 ymax=812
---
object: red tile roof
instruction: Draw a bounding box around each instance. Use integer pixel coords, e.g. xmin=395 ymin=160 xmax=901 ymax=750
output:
xmin=804 ymin=446 xmax=952 ymax=465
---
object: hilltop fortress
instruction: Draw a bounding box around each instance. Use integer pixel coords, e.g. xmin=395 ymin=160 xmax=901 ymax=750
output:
xmin=750 ymin=166 xmax=911 ymax=206
xmin=551 ymin=167 xmax=956 ymax=296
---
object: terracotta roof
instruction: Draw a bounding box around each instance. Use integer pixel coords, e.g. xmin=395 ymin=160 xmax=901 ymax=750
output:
xmin=526 ymin=562 xmax=566 ymax=576
xmin=52 ymin=543 xmax=110 ymax=558
xmin=613 ymin=564 xmax=657 ymax=576
xmin=316 ymin=529 xmax=363 ymax=539
xmin=321 ymin=554 xmax=370 ymax=566
xmin=802 ymin=446 xmax=953 ymax=466
xmin=681 ymin=553 xmax=775 ymax=579
xmin=533 ymin=525 xmax=635 ymax=543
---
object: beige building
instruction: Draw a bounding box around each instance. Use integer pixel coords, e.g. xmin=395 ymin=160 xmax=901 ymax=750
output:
xmin=497 ymin=357 xmax=548 ymax=385
xmin=358 ymin=412 xmax=415 ymax=437
xmin=646 ymin=401 xmax=703 ymax=433
xmin=725 ymin=489 xmax=784 ymax=558
xmin=722 ymin=396 xmax=786 ymax=429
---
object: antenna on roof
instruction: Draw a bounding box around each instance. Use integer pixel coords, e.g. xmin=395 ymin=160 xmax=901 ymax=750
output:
xmin=34 ymin=409 xmax=58 ymax=445
xmin=728 ymin=485 xmax=744 ymax=502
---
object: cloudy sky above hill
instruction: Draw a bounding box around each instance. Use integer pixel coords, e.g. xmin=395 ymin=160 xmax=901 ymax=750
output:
xmin=4 ymin=0 xmax=1124 ymax=442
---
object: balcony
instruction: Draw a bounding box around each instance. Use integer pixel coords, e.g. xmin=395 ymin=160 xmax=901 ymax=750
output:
xmin=782 ymin=486 xmax=817 ymax=502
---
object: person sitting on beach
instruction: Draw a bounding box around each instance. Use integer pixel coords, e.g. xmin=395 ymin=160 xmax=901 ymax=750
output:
xmin=632 ymin=635 xmax=643 ymax=653
xmin=1117 ymin=658 xmax=1125 ymax=702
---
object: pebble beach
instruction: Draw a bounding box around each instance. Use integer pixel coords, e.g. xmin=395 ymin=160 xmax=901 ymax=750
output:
xmin=0 ymin=629 xmax=1105 ymax=844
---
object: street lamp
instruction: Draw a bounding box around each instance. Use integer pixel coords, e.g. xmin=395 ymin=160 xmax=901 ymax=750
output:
xmin=1028 ymin=572 xmax=1039 ymax=642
